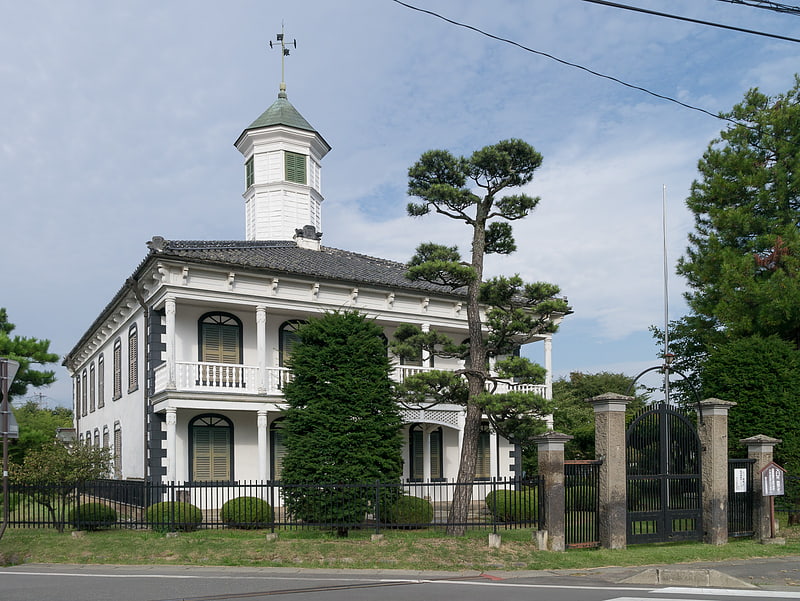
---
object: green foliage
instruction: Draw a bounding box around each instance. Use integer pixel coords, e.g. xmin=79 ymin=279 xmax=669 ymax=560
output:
xmin=280 ymin=311 xmax=403 ymax=535
xmin=551 ymin=372 xmax=647 ymax=461
xmin=9 ymin=400 xmax=73 ymax=465
xmin=146 ymin=502 xmax=202 ymax=533
xmin=10 ymin=441 xmax=111 ymax=532
xmin=0 ymin=308 xmax=60 ymax=398
xmin=701 ymin=335 xmax=800 ymax=474
xmin=402 ymin=140 xmax=569 ymax=533
xmin=220 ymin=497 xmax=273 ymax=529
xmin=484 ymin=488 xmax=538 ymax=522
xmin=68 ymin=502 xmax=117 ymax=531
xmin=383 ymin=495 xmax=434 ymax=527
xmin=667 ymin=77 xmax=800 ymax=403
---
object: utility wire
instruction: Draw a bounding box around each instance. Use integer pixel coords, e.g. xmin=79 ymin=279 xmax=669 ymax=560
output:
xmin=579 ymin=0 xmax=800 ymax=41
xmin=715 ymin=0 xmax=800 ymax=16
xmin=390 ymin=0 xmax=748 ymax=128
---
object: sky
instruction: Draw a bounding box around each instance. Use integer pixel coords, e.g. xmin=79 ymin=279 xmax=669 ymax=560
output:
xmin=1 ymin=0 xmax=798 ymax=409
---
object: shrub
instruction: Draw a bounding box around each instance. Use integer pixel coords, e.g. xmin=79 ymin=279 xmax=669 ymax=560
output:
xmin=383 ymin=495 xmax=433 ymax=527
xmin=146 ymin=501 xmax=202 ymax=533
xmin=220 ymin=496 xmax=273 ymax=529
xmin=0 ymin=492 xmax=22 ymax=514
xmin=67 ymin=502 xmax=117 ymax=531
xmin=485 ymin=488 xmax=538 ymax=522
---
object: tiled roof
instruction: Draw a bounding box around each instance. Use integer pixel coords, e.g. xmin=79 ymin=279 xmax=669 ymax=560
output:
xmin=149 ymin=239 xmax=463 ymax=296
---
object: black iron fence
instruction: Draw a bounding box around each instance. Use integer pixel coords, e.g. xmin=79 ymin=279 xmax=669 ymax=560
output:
xmin=728 ymin=458 xmax=755 ymax=537
xmin=565 ymin=460 xmax=601 ymax=548
xmin=6 ymin=477 xmax=542 ymax=533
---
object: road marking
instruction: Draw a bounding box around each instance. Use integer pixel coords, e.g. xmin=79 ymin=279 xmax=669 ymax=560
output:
xmin=658 ymin=588 xmax=800 ymax=598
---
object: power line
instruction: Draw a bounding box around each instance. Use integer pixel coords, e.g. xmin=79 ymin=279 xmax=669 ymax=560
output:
xmin=579 ymin=0 xmax=800 ymax=41
xmin=390 ymin=0 xmax=746 ymax=128
xmin=715 ymin=0 xmax=800 ymax=16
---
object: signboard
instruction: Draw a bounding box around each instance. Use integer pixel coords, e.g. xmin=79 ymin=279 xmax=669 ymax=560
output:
xmin=733 ymin=468 xmax=748 ymax=493
xmin=761 ymin=462 xmax=785 ymax=497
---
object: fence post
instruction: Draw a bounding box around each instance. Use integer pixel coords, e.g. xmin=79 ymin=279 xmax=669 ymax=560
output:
xmin=697 ymin=398 xmax=736 ymax=545
xmin=741 ymin=434 xmax=782 ymax=542
xmin=533 ymin=431 xmax=572 ymax=551
xmin=587 ymin=392 xmax=633 ymax=550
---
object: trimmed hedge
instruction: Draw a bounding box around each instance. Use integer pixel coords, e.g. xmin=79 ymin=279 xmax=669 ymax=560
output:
xmin=146 ymin=501 xmax=202 ymax=533
xmin=68 ymin=502 xmax=117 ymax=531
xmin=220 ymin=496 xmax=273 ymax=529
xmin=485 ymin=488 xmax=538 ymax=522
xmin=383 ymin=495 xmax=433 ymax=527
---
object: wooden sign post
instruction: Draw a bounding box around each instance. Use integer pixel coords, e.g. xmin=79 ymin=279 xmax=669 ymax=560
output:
xmin=760 ymin=462 xmax=786 ymax=539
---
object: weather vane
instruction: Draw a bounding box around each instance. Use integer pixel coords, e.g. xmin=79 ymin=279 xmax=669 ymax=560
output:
xmin=269 ymin=24 xmax=296 ymax=97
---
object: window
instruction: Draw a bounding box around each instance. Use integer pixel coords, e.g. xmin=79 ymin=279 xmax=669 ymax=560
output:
xmin=284 ymin=151 xmax=306 ymax=184
xmin=97 ymin=354 xmax=105 ymax=408
xmin=93 ymin=429 xmax=100 ymax=447
xmin=128 ymin=324 xmax=138 ymax=393
xmin=278 ymin=320 xmax=305 ymax=367
xmin=270 ymin=419 xmax=286 ymax=480
xmin=102 ymin=426 xmax=109 ymax=449
xmin=113 ymin=423 xmax=122 ymax=478
xmin=75 ymin=374 xmax=82 ymax=418
xmin=476 ymin=422 xmax=492 ymax=480
xmin=245 ymin=156 xmax=254 ymax=188
xmin=199 ymin=313 xmax=242 ymax=364
xmin=409 ymin=425 xmax=443 ymax=482
xmin=112 ymin=339 xmax=122 ymax=400
xmin=89 ymin=363 xmax=96 ymax=413
xmin=81 ymin=370 xmax=88 ymax=417
xmin=190 ymin=415 xmax=233 ymax=482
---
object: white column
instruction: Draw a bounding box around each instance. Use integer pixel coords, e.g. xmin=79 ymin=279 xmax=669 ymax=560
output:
xmin=165 ymin=296 xmax=177 ymax=390
xmin=165 ymin=408 xmax=177 ymax=483
xmin=420 ymin=322 xmax=431 ymax=366
xmin=544 ymin=335 xmax=554 ymax=430
xmin=256 ymin=306 xmax=267 ymax=394
xmin=257 ymin=410 xmax=269 ymax=482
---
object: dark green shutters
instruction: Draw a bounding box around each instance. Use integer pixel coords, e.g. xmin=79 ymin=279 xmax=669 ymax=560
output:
xmin=285 ymin=151 xmax=306 ymax=184
xmin=245 ymin=156 xmax=254 ymax=188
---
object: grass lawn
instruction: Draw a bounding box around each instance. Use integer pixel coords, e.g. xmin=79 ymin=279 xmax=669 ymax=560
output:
xmin=2 ymin=524 xmax=799 ymax=571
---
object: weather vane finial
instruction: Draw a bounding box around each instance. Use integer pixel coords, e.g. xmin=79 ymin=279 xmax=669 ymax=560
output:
xmin=269 ymin=23 xmax=296 ymax=98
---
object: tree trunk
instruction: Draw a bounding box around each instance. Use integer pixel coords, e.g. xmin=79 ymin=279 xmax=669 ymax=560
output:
xmin=445 ymin=401 xmax=483 ymax=535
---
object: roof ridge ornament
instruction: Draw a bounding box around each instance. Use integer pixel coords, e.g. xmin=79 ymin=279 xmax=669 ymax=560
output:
xmin=269 ymin=24 xmax=296 ymax=99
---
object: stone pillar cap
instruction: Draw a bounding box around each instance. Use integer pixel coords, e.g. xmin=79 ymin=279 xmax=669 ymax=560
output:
xmin=698 ymin=398 xmax=736 ymax=408
xmin=532 ymin=431 xmax=574 ymax=443
xmin=740 ymin=434 xmax=782 ymax=446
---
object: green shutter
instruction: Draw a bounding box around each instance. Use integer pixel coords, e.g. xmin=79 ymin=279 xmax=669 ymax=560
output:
xmin=285 ymin=151 xmax=306 ymax=184
xmin=271 ymin=426 xmax=286 ymax=480
xmin=193 ymin=424 xmax=231 ymax=482
xmin=430 ymin=429 xmax=442 ymax=480
xmin=245 ymin=156 xmax=254 ymax=188
xmin=476 ymin=429 xmax=491 ymax=479
xmin=411 ymin=428 xmax=424 ymax=480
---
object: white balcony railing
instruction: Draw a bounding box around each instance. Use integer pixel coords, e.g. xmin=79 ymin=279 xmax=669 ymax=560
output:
xmin=153 ymin=361 xmax=549 ymax=400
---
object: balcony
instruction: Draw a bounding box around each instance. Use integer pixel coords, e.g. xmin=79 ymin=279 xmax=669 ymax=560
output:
xmin=153 ymin=361 xmax=549 ymax=399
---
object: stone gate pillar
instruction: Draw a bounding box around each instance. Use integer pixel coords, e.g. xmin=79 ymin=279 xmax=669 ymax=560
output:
xmin=587 ymin=392 xmax=633 ymax=550
xmin=741 ymin=434 xmax=782 ymax=542
xmin=696 ymin=398 xmax=736 ymax=545
xmin=533 ymin=431 xmax=572 ymax=552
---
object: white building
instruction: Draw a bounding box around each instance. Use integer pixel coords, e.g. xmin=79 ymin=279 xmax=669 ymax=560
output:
xmin=62 ymin=83 xmax=561 ymax=486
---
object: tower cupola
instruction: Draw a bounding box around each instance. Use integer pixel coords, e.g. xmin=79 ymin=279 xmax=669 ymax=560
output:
xmin=234 ymin=30 xmax=330 ymax=243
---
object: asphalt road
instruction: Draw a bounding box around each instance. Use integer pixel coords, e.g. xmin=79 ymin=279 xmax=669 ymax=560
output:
xmin=2 ymin=565 xmax=800 ymax=601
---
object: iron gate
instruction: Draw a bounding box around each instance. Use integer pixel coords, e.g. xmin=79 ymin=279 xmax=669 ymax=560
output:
xmin=626 ymin=402 xmax=702 ymax=544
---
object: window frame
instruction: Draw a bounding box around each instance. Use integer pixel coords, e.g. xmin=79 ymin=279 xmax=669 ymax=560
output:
xmin=112 ymin=339 xmax=122 ymax=401
xmin=278 ymin=320 xmax=306 ymax=367
xmin=245 ymin=156 xmax=254 ymax=188
xmin=284 ymin=151 xmax=307 ymax=185
xmin=189 ymin=414 xmax=234 ymax=483
xmin=128 ymin=324 xmax=139 ymax=393
xmin=97 ymin=354 xmax=105 ymax=408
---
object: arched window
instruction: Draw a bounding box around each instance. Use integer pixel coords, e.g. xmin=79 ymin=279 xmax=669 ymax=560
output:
xmin=128 ymin=324 xmax=139 ymax=393
xmin=93 ymin=428 xmax=100 ymax=447
xmin=270 ymin=418 xmax=286 ymax=480
xmin=198 ymin=312 xmax=242 ymax=364
xmin=81 ymin=370 xmax=88 ymax=416
xmin=278 ymin=320 xmax=305 ymax=367
xmin=102 ymin=426 xmax=109 ymax=449
xmin=409 ymin=425 xmax=443 ymax=482
xmin=476 ymin=422 xmax=492 ymax=480
xmin=190 ymin=414 xmax=233 ymax=482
